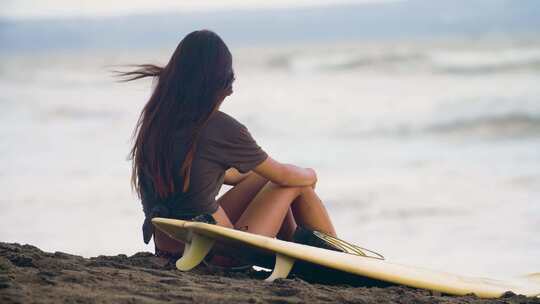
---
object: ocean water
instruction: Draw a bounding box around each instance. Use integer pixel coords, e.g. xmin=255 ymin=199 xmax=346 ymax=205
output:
xmin=1 ymin=38 xmax=539 ymax=280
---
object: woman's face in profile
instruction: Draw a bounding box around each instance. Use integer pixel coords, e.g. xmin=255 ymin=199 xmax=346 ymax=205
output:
xmin=225 ymin=69 xmax=235 ymax=97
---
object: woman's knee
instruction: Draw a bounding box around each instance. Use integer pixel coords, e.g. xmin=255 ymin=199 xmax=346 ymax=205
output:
xmin=298 ymin=185 xmax=314 ymax=195
xmin=266 ymin=181 xmax=310 ymax=196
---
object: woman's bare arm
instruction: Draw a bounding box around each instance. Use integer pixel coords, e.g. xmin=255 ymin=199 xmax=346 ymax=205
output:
xmin=252 ymin=156 xmax=317 ymax=187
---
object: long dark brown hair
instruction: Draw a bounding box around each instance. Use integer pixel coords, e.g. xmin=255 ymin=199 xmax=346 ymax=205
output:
xmin=115 ymin=30 xmax=235 ymax=199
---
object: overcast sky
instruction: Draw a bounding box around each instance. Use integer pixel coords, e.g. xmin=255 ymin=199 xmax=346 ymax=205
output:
xmin=0 ymin=0 xmax=401 ymax=20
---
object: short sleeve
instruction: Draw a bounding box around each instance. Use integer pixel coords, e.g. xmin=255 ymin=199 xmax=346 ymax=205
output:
xmin=221 ymin=124 xmax=268 ymax=173
xmin=203 ymin=113 xmax=268 ymax=174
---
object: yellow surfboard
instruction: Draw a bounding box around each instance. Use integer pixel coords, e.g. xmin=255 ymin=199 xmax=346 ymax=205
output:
xmin=152 ymin=217 xmax=540 ymax=298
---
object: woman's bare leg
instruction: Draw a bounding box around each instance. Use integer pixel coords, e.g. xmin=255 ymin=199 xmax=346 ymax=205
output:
xmin=216 ymin=172 xmax=298 ymax=241
xmin=156 ymin=182 xmax=335 ymax=266
xmin=290 ymin=186 xmax=336 ymax=237
xmin=276 ymin=208 xmax=297 ymax=241
xmin=153 ymin=171 xmax=265 ymax=255
xmin=155 ymin=178 xmax=335 ymax=255
xmin=217 ymin=172 xmax=268 ymax=223
xmin=234 ymin=182 xmax=337 ymax=238
xmin=207 ymin=174 xmax=298 ymax=266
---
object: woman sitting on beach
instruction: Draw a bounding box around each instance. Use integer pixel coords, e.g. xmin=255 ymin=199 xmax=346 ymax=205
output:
xmin=118 ymin=29 xmax=342 ymax=268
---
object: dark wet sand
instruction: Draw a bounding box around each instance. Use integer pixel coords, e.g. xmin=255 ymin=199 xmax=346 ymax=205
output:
xmin=1 ymin=242 xmax=538 ymax=303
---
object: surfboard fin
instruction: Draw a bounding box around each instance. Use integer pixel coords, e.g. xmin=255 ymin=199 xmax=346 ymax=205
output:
xmin=175 ymin=233 xmax=215 ymax=271
xmin=265 ymin=254 xmax=295 ymax=282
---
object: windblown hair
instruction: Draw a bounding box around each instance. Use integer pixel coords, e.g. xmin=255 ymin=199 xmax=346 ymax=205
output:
xmin=115 ymin=30 xmax=235 ymax=199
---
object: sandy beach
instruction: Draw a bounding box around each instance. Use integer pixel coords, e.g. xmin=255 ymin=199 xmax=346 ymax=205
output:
xmin=1 ymin=242 xmax=538 ymax=304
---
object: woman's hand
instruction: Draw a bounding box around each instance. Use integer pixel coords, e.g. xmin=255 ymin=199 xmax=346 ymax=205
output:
xmin=306 ymin=168 xmax=317 ymax=189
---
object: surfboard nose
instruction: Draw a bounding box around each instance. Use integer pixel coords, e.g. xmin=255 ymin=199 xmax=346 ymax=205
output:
xmin=524 ymin=273 xmax=540 ymax=285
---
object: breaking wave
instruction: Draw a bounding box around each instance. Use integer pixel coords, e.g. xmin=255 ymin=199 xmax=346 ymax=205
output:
xmin=425 ymin=113 xmax=540 ymax=137
xmin=269 ymin=45 xmax=540 ymax=74
xmin=339 ymin=113 xmax=540 ymax=139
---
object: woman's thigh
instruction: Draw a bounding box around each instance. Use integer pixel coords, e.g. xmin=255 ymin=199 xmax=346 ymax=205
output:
xmin=216 ymin=172 xmax=268 ymax=223
xmin=234 ymin=182 xmax=303 ymax=238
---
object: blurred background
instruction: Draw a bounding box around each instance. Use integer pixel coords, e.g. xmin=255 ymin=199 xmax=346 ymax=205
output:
xmin=1 ymin=0 xmax=539 ymax=280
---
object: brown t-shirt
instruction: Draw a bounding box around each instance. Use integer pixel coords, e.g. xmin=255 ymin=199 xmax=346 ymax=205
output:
xmin=140 ymin=110 xmax=268 ymax=224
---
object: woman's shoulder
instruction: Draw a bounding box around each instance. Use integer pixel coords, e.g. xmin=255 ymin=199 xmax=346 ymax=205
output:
xmin=211 ymin=110 xmax=242 ymax=124
xmin=207 ymin=110 xmax=246 ymax=131
xmin=201 ymin=110 xmax=256 ymax=146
